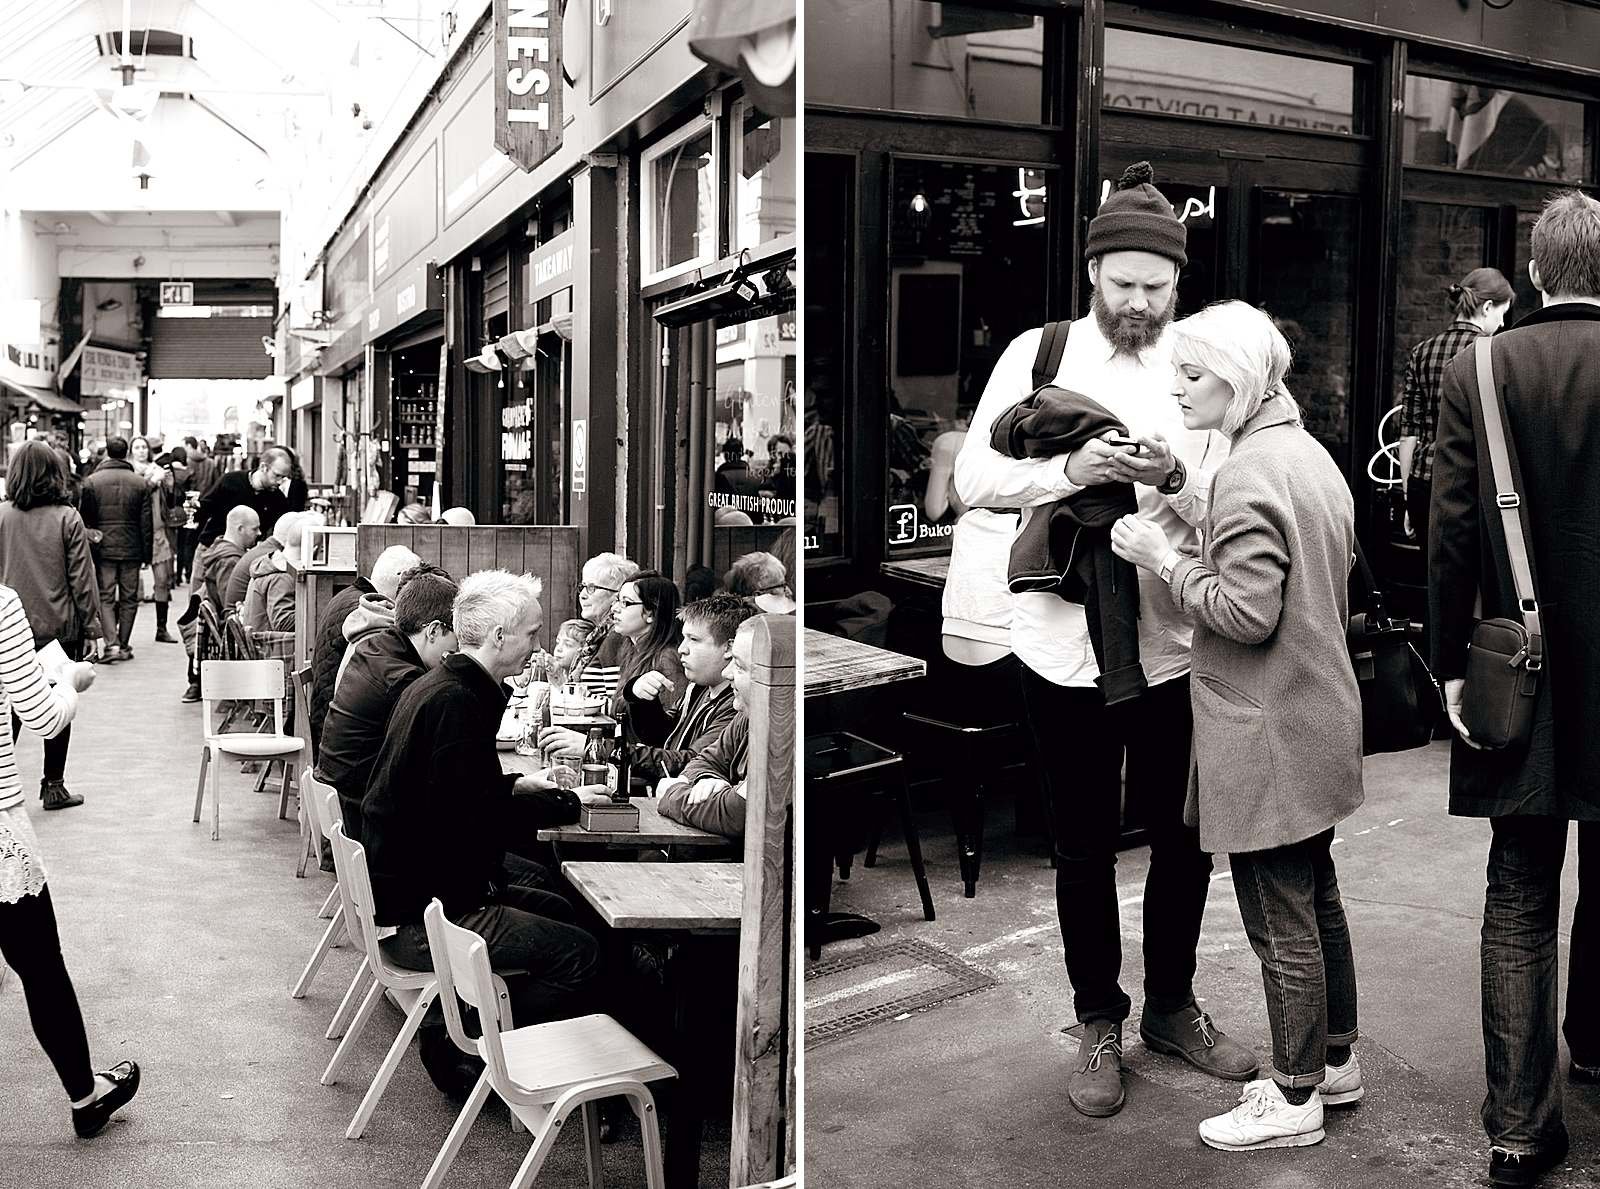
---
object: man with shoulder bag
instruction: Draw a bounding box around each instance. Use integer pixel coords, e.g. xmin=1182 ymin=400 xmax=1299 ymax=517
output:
xmin=1429 ymin=190 xmax=1600 ymax=1189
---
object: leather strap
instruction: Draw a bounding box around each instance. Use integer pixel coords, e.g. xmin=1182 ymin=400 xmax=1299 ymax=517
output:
xmin=1472 ymin=337 xmax=1543 ymax=666
xmin=1351 ymin=538 xmax=1386 ymax=623
xmin=1031 ymin=321 xmax=1070 ymax=391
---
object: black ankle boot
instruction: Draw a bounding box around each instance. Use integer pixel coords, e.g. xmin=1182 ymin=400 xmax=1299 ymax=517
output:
xmin=41 ymin=779 xmax=83 ymax=810
xmin=175 ymin=594 xmax=200 ymax=627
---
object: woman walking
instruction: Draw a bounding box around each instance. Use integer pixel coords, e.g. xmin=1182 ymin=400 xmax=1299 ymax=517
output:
xmin=130 ymin=436 xmax=178 ymax=644
xmin=0 ymin=580 xmax=140 ymax=1133
xmin=1112 ymin=301 xmax=1365 ymax=1151
xmin=610 ymin=571 xmax=685 ymax=748
xmin=0 ymin=442 xmax=103 ymax=809
xmin=1396 ymin=267 xmax=1513 ymax=547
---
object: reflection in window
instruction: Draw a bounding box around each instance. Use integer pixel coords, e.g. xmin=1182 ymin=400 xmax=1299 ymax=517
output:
xmin=887 ymin=159 xmax=1051 ymax=557
xmin=1514 ymin=209 xmax=1540 ymax=324
xmin=1403 ymin=76 xmax=1584 ymax=181
xmin=807 ymin=1 xmax=1045 ymax=123
xmin=1093 ymin=170 xmax=1227 ymax=314
xmin=1392 ymin=202 xmax=1491 ymax=410
xmin=645 ymin=121 xmax=717 ymax=280
xmin=1104 ymin=28 xmax=1357 ymax=136
xmin=709 ymin=311 xmax=796 ymax=579
xmin=805 ymin=154 xmax=851 ymax=561
xmin=734 ymin=103 xmax=796 ymax=251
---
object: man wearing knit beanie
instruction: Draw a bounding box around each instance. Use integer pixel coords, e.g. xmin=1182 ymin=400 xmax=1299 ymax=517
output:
xmin=955 ymin=160 xmax=1248 ymax=1120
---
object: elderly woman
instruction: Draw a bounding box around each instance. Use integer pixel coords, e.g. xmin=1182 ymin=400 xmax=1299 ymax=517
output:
xmin=724 ymin=551 xmax=795 ymax=615
xmin=1111 ymin=301 xmax=1364 ymax=1153
xmin=568 ymin=552 xmax=640 ymax=699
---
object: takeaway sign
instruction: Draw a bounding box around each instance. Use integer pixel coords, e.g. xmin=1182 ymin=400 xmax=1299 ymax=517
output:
xmin=494 ymin=0 xmax=564 ymax=172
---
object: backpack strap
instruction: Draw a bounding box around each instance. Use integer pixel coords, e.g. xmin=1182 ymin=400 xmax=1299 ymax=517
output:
xmin=1031 ymin=320 xmax=1070 ymax=391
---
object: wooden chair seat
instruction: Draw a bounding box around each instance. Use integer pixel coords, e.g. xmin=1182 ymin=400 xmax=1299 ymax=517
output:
xmin=497 ymin=1013 xmax=677 ymax=1099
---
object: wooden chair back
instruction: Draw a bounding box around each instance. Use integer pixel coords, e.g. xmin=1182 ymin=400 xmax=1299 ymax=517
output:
xmin=733 ymin=613 xmax=797 ymax=1186
xmin=423 ymin=898 xmax=514 ymax=1092
xmin=355 ymin=524 xmax=581 ymax=650
xmin=199 ymin=659 xmax=286 ymax=736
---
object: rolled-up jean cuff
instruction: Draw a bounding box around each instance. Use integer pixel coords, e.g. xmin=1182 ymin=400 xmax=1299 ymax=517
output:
xmin=1271 ymin=1063 xmax=1327 ymax=1090
xmin=1327 ymin=1027 xmax=1358 ymax=1047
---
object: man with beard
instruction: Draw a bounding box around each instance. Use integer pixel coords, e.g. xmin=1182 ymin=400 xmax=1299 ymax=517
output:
xmin=955 ymin=161 xmax=1250 ymax=1120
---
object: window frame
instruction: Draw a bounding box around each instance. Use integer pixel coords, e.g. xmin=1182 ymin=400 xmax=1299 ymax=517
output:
xmin=640 ymin=114 xmax=722 ymax=288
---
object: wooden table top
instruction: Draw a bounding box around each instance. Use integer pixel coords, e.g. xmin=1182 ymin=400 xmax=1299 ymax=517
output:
xmin=880 ymin=556 xmax=950 ymax=589
xmin=500 ymin=755 xmax=729 ymax=846
xmin=803 ymin=627 xmax=927 ymax=699
xmin=561 ymin=861 xmax=742 ymax=932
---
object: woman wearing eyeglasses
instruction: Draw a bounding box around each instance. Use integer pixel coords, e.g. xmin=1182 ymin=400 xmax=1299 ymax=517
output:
xmin=568 ymin=552 xmax=640 ymax=700
xmin=611 ymin=571 xmax=686 ymax=747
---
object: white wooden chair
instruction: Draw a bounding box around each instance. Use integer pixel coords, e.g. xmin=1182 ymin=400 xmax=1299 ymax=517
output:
xmin=323 ymin=821 xmax=440 ymax=1139
xmin=420 ymin=898 xmax=675 ymax=1189
xmin=192 ymin=660 xmax=304 ymax=841
xmin=290 ymin=771 xmax=345 ymax=1001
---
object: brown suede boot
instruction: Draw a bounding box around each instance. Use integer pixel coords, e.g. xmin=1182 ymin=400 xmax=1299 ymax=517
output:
xmin=1068 ymin=1020 xmax=1125 ymax=1118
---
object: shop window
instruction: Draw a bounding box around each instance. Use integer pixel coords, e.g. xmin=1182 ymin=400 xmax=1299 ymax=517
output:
xmin=885 ymin=158 xmax=1053 ymax=560
xmin=807 ymin=1 xmax=1047 ymax=124
xmin=642 ymin=118 xmax=719 ymax=284
xmin=1104 ymin=28 xmax=1358 ymax=136
xmin=805 ymin=153 xmax=853 ymax=562
xmin=708 ymin=311 xmax=797 ymax=576
xmin=1391 ymin=202 xmax=1491 ymax=413
xmin=1403 ymin=76 xmax=1586 ymax=183
xmin=733 ymin=101 xmax=796 ymax=252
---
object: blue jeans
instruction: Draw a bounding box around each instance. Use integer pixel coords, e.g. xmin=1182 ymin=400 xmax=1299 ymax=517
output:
xmin=1481 ymin=817 xmax=1600 ymax=1152
xmin=1229 ymin=829 xmax=1359 ymax=1088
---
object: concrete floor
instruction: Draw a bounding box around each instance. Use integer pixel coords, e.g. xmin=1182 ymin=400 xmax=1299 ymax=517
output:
xmin=0 ymin=599 xmax=727 ymax=1188
xmin=805 ymin=743 xmax=1600 ymax=1188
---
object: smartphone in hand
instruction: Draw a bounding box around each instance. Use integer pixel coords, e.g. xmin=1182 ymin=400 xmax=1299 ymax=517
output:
xmin=1105 ymin=434 xmax=1144 ymax=454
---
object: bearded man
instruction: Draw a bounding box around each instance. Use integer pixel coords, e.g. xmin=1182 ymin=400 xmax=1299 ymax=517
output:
xmin=954 ymin=161 xmax=1253 ymax=1119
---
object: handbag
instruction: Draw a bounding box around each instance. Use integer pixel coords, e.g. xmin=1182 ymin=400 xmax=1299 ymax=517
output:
xmin=1347 ymin=540 xmax=1443 ymax=755
xmin=1459 ymin=336 xmax=1542 ymax=750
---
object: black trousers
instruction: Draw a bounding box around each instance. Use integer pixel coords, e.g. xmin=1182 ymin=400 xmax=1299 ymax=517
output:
xmin=11 ymin=636 xmax=81 ymax=783
xmin=0 ymin=886 xmax=95 ymax=1100
xmin=1019 ymin=668 xmax=1213 ymax=1026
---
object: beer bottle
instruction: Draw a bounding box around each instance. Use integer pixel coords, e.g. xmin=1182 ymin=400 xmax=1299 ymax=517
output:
xmin=581 ymin=728 xmax=609 ymax=790
xmin=611 ymin=704 xmax=632 ymax=803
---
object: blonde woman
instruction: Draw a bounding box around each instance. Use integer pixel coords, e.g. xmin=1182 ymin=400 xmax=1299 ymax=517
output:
xmin=1111 ymin=300 xmax=1364 ymax=1152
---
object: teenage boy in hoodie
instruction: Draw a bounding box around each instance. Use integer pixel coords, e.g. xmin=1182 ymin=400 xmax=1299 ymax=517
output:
xmin=536 ymin=592 xmax=757 ymax=786
xmin=318 ymin=570 xmax=459 ymax=840
xmin=331 ymin=560 xmax=450 ymax=691
xmin=241 ymin=512 xmax=323 ymax=633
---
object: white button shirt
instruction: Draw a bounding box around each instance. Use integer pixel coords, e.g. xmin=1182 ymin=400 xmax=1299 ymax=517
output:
xmin=954 ymin=315 xmax=1229 ymax=688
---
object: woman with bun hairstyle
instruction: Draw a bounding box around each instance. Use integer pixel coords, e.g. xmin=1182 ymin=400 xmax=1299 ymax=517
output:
xmin=1396 ymin=267 xmax=1513 ymax=547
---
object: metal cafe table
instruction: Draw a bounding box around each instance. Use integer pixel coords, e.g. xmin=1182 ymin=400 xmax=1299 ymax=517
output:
xmin=563 ymin=860 xmax=742 ymax=1189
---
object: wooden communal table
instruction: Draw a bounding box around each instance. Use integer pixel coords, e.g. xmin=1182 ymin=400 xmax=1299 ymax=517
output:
xmin=879 ymin=555 xmax=950 ymax=590
xmin=562 ymin=860 xmax=741 ymax=1188
xmin=802 ymin=627 xmax=927 ymax=699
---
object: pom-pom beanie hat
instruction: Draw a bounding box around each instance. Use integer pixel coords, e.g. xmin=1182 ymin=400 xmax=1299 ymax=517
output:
xmin=1086 ymin=161 xmax=1188 ymax=267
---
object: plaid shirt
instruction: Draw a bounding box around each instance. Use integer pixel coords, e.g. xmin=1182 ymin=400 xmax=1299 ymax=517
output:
xmin=1399 ymin=320 xmax=1483 ymax=481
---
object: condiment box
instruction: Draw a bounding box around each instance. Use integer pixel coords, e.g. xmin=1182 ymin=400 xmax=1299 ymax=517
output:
xmin=580 ymin=802 xmax=640 ymax=832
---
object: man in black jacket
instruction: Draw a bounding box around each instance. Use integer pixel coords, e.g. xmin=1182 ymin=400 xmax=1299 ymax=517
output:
xmin=193 ymin=447 xmax=292 ymax=547
xmin=79 ymin=437 xmax=152 ymax=663
xmin=362 ymin=569 xmax=603 ymax=1098
xmin=318 ymin=568 xmax=457 ymax=840
xmin=1430 ymin=189 xmax=1600 ymax=1188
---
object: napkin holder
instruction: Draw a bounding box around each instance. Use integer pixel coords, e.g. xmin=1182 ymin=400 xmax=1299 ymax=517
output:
xmin=581 ymin=801 xmax=639 ymax=832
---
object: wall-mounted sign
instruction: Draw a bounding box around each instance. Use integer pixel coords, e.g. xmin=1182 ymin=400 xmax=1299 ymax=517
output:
xmin=291 ymin=374 xmax=318 ymax=411
xmin=570 ymin=417 xmax=586 ymax=495
xmin=886 ymin=502 xmax=953 ymax=549
xmin=528 ymin=229 xmax=576 ymax=305
xmin=80 ymin=346 xmax=143 ymax=398
xmin=159 ymin=281 xmax=194 ymax=306
xmin=494 ymin=0 xmax=564 ymax=172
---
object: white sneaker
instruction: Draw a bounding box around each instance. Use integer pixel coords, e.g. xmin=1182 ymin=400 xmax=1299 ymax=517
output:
xmin=1322 ymin=1053 xmax=1364 ymax=1106
xmin=1198 ymin=1078 xmax=1325 ymax=1151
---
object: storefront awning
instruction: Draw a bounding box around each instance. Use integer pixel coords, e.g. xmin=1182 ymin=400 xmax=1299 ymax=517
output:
xmin=0 ymin=376 xmax=82 ymax=414
xmin=689 ymin=0 xmax=795 ymax=118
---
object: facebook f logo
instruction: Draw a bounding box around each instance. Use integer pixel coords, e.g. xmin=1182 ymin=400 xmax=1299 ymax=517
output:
xmin=888 ymin=504 xmax=919 ymax=546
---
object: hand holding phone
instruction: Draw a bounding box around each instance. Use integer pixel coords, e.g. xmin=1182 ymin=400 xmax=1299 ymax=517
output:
xmin=1105 ymin=434 xmax=1143 ymax=454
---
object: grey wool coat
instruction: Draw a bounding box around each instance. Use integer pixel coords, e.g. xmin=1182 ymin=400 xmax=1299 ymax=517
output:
xmin=1166 ymin=396 xmax=1364 ymax=855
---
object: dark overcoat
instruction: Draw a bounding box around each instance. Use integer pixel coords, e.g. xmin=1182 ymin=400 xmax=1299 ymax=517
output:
xmin=1430 ymin=301 xmax=1600 ymax=820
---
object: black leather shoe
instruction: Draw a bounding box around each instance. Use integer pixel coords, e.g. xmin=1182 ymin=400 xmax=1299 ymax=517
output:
xmin=1489 ymin=1135 xmax=1570 ymax=1187
xmin=72 ymin=1061 xmax=140 ymax=1138
xmin=419 ymin=1032 xmax=484 ymax=1103
xmin=154 ymin=629 xmax=177 ymax=644
xmin=180 ymin=682 xmax=202 ymax=704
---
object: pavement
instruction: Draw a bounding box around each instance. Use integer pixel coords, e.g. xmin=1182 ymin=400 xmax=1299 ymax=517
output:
xmin=804 ymin=742 xmax=1600 ymax=1189
xmin=0 ymin=595 xmax=728 ymax=1188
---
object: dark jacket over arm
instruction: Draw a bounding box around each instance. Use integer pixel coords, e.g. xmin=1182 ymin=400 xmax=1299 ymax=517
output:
xmin=361 ymin=654 xmax=579 ymax=925
xmin=991 ymin=387 xmax=1144 ymax=703
xmin=1429 ymin=302 xmax=1600 ymax=820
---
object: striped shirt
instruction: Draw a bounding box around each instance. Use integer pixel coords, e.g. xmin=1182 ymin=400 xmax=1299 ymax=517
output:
xmin=0 ymin=586 xmax=76 ymax=812
xmin=1399 ymin=320 xmax=1484 ymax=482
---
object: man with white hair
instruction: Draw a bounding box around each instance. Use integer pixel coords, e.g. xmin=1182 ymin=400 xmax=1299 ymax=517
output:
xmin=362 ymin=569 xmax=603 ymax=1100
xmin=306 ymin=545 xmax=421 ymax=764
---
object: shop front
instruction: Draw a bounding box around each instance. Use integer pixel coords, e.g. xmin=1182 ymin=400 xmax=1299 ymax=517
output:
xmin=805 ymin=0 xmax=1600 ymax=621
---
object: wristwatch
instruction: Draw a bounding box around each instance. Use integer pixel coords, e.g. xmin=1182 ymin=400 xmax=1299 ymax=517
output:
xmin=1158 ymin=550 xmax=1181 ymax=584
xmin=1157 ymin=456 xmax=1187 ymax=495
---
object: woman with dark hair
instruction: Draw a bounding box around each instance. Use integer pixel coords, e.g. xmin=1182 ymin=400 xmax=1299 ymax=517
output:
xmin=1397 ymin=266 xmax=1514 ymax=547
xmin=0 ymin=442 xmax=102 ymax=809
xmin=611 ymin=571 xmax=685 ymax=747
